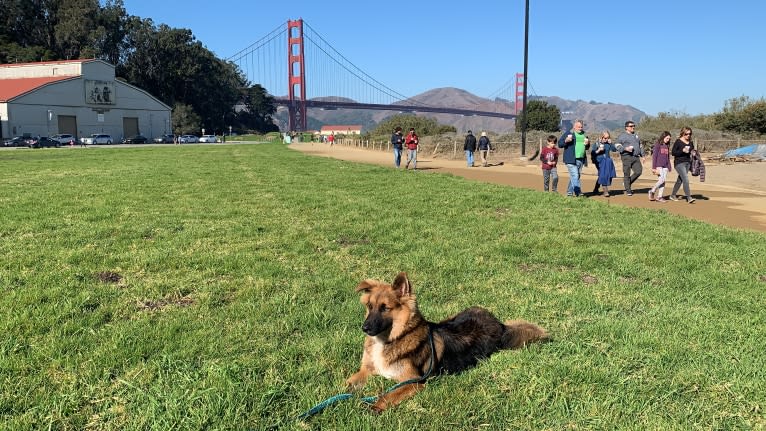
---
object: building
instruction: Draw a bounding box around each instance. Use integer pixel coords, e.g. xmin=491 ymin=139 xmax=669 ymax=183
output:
xmin=319 ymin=125 xmax=362 ymax=137
xmin=0 ymin=59 xmax=171 ymax=141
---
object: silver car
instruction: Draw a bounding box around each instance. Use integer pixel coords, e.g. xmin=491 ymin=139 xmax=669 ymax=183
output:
xmin=198 ymin=135 xmax=218 ymax=143
xmin=81 ymin=134 xmax=113 ymax=145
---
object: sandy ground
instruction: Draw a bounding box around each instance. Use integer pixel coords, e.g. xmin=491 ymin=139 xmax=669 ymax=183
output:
xmin=291 ymin=142 xmax=766 ymax=233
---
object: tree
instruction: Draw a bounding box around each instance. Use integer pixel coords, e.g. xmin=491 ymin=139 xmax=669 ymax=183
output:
xmin=171 ymin=103 xmax=201 ymax=135
xmin=370 ymin=114 xmax=456 ymax=137
xmin=518 ymin=100 xmax=561 ymax=132
xmin=715 ymin=96 xmax=766 ymax=134
xmin=235 ymin=84 xmax=278 ymax=133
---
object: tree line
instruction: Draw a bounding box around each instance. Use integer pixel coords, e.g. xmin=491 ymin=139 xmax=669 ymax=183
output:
xmin=0 ymin=0 xmax=278 ymax=135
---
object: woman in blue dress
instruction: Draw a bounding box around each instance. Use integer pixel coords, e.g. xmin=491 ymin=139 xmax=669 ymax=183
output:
xmin=591 ymin=130 xmax=617 ymax=197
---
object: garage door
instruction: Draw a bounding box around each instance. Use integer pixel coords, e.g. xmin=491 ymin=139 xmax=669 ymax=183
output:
xmin=123 ymin=117 xmax=139 ymax=137
xmin=57 ymin=115 xmax=77 ymax=136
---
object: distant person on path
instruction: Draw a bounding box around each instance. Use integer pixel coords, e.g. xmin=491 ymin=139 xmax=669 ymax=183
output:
xmin=391 ymin=127 xmax=404 ymax=168
xmin=591 ymin=130 xmax=617 ymax=197
xmin=615 ymin=121 xmax=645 ymax=196
xmin=464 ymin=130 xmax=477 ymax=167
xmin=649 ymin=131 xmax=672 ymax=202
xmin=478 ymin=132 xmax=492 ymax=167
xmin=540 ymin=135 xmax=559 ymax=192
xmin=404 ymin=128 xmax=419 ymax=170
xmin=557 ymin=119 xmax=589 ymax=197
xmin=328 ymin=132 xmax=335 ymax=146
xmin=669 ymin=127 xmax=696 ymax=203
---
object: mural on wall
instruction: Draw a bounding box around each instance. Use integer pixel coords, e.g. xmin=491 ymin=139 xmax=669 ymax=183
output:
xmin=84 ymin=80 xmax=116 ymax=105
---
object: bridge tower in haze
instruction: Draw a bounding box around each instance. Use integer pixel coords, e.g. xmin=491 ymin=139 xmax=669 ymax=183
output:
xmin=515 ymin=73 xmax=525 ymax=115
xmin=287 ymin=19 xmax=307 ymax=132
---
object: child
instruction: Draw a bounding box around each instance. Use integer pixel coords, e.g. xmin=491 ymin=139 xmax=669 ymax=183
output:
xmin=540 ymin=135 xmax=559 ymax=192
xmin=649 ymin=131 xmax=672 ymax=202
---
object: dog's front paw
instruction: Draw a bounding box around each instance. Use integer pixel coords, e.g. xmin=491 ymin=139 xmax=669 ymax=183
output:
xmin=369 ymin=400 xmax=387 ymax=414
xmin=345 ymin=373 xmax=367 ymax=392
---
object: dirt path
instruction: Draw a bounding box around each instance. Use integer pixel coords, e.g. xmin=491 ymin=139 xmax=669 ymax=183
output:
xmin=291 ymin=142 xmax=766 ymax=233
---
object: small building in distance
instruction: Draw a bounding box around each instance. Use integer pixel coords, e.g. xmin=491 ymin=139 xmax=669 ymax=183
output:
xmin=319 ymin=125 xmax=362 ymax=137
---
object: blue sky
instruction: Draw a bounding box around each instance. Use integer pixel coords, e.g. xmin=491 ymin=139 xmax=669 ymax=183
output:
xmin=121 ymin=0 xmax=765 ymax=116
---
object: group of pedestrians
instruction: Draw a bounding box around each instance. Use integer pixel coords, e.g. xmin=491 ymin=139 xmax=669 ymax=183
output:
xmin=390 ymin=127 xmax=420 ymax=169
xmin=463 ymin=130 xmax=493 ymax=167
xmin=546 ymin=120 xmax=700 ymax=203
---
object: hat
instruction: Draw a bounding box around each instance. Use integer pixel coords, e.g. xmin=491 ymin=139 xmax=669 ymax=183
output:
xmin=481 ymin=132 xmax=487 ymax=137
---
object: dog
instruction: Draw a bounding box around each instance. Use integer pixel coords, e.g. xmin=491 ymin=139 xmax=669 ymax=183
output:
xmin=346 ymin=272 xmax=549 ymax=413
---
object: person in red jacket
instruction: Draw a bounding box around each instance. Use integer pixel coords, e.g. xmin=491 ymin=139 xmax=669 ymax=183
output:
xmin=404 ymin=128 xmax=419 ymax=170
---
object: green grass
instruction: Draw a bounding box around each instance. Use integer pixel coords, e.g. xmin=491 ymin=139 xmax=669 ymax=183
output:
xmin=1 ymin=143 xmax=765 ymax=430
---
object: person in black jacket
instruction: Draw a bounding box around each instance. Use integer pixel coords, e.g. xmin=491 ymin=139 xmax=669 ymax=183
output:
xmin=669 ymin=126 xmax=696 ymax=203
xmin=464 ymin=130 xmax=477 ymax=167
xmin=391 ymin=127 xmax=404 ymax=168
xmin=478 ymin=132 xmax=492 ymax=167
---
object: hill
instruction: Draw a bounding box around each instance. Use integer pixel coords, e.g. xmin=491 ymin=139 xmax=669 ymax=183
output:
xmin=274 ymin=88 xmax=647 ymax=133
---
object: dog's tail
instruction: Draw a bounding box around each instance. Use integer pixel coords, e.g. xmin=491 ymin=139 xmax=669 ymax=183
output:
xmin=502 ymin=320 xmax=550 ymax=349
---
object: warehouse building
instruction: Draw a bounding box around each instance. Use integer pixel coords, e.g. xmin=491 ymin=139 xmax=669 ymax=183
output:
xmin=0 ymin=59 xmax=170 ymax=141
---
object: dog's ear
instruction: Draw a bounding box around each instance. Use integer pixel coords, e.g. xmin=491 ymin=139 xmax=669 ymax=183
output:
xmin=392 ymin=272 xmax=412 ymax=297
xmin=355 ymin=279 xmax=376 ymax=294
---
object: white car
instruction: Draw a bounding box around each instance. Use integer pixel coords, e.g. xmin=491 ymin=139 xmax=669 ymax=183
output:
xmin=198 ymin=135 xmax=218 ymax=143
xmin=81 ymin=134 xmax=113 ymax=145
xmin=51 ymin=134 xmax=76 ymax=145
xmin=179 ymin=135 xmax=198 ymax=143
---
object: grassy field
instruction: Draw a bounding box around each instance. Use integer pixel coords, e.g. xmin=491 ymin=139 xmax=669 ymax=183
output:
xmin=1 ymin=143 xmax=764 ymax=430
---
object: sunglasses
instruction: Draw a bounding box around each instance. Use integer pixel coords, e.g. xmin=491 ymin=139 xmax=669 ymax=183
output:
xmin=683 ymin=132 xmax=692 ymax=136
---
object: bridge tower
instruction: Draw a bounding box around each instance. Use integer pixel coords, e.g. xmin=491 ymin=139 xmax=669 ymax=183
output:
xmin=287 ymin=19 xmax=307 ymax=132
xmin=515 ymin=73 xmax=525 ymax=115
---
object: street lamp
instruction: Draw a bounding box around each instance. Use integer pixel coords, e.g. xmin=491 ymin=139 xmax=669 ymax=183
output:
xmin=47 ymin=110 xmax=53 ymax=136
xmin=520 ymin=0 xmax=530 ymax=158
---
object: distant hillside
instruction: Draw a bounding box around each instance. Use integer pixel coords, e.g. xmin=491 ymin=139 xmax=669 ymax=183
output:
xmin=274 ymin=88 xmax=646 ymax=133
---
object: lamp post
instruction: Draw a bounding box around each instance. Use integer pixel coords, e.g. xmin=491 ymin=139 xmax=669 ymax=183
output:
xmin=47 ymin=110 xmax=53 ymax=136
xmin=520 ymin=0 xmax=530 ymax=158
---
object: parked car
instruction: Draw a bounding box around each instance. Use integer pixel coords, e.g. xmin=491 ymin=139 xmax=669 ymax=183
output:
xmin=179 ymin=135 xmax=198 ymax=143
xmin=27 ymin=136 xmax=60 ymax=148
xmin=81 ymin=134 xmax=113 ymax=145
xmin=198 ymin=135 xmax=218 ymax=143
xmin=153 ymin=134 xmax=175 ymax=143
xmin=3 ymin=136 xmax=27 ymax=147
xmin=122 ymin=134 xmax=148 ymax=144
xmin=51 ymin=134 xmax=77 ymax=145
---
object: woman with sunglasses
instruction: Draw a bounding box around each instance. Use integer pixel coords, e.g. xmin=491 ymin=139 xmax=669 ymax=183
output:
xmin=669 ymin=127 xmax=696 ymax=203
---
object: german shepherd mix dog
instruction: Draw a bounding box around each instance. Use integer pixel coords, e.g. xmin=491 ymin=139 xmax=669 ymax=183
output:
xmin=346 ymin=272 xmax=549 ymax=413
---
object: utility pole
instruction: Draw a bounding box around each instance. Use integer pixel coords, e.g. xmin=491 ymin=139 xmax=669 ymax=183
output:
xmin=520 ymin=0 xmax=529 ymax=158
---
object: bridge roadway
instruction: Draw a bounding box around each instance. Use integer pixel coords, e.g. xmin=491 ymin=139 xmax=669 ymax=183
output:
xmin=274 ymin=99 xmax=516 ymax=120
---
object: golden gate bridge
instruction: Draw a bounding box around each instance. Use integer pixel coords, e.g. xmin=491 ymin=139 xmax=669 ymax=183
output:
xmin=226 ymin=19 xmax=525 ymax=132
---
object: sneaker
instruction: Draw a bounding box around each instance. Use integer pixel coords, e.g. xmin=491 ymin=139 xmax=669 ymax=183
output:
xmin=603 ymin=192 xmax=610 ymax=197
xmin=668 ymin=195 xmax=679 ymax=201
xmin=687 ymin=198 xmax=696 ymax=204
xmin=648 ymin=190 xmax=655 ymax=201
xmin=626 ymin=191 xmax=634 ymax=196
xmin=656 ymin=197 xmax=667 ymax=202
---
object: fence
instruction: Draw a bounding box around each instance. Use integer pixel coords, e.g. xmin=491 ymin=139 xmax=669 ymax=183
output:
xmin=333 ymin=135 xmax=764 ymax=159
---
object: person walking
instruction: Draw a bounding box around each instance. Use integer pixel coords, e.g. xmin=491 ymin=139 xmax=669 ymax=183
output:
xmin=591 ymin=130 xmax=617 ymax=197
xmin=615 ymin=121 xmax=645 ymax=196
xmin=464 ymin=130 xmax=477 ymax=167
xmin=669 ymin=127 xmax=696 ymax=203
xmin=557 ymin=120 xmax=589 ymax=197
xmin=649 ymin=131 xmax=672 ymax=202
xmin=404 ymin=128 xmax=419 ymax=170
xmin=391 ymin=127 xmax=404 ymax=168
xmin=540 ymin=135 xmax=559 ymax=192
xmin=478 ymin=132 xmax=492 ymax=167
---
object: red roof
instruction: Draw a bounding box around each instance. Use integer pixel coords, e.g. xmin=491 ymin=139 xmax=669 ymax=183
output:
xmin=0 ymin=76 xmax=78 ymax=102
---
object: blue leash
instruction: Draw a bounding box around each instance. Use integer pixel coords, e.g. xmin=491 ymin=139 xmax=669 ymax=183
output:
xmin=296 ymin=328 xmax=436 ymax=420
